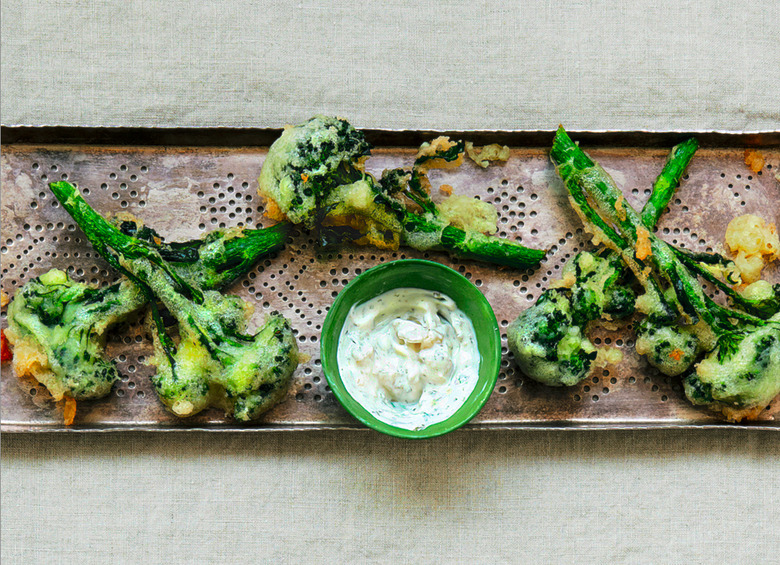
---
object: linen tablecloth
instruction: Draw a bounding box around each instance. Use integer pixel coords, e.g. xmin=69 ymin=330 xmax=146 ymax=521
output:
xmin=2 ymin=2 xmax=779 ymax=563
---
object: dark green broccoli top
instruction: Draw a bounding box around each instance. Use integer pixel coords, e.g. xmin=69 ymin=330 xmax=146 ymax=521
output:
xmin=6 ymin=269 xmax=138 ymax=400
xmin=684 ymin=316 xmax=780 ymax=418
xmin=507 ymin=289 xmax=597 ymax=387
xmin=258 ymin=115 xmax=371 ymax=228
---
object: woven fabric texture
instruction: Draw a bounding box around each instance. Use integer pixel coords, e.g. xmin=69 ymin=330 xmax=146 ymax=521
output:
xmin=3 ymin=431 xmax=780 ymax=564
xmin=2 ymin=1 xmax=779 ymax=131
xmin=2 ymin=1 xmax=779 ymax=564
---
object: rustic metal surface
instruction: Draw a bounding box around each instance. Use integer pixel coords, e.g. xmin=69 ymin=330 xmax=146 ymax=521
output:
xmin=1 ymin=130 xmax=779 ymax=431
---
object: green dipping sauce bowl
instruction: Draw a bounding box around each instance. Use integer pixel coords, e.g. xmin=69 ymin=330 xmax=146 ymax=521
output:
xmin=321 ymin=259 xmax=501 ymax=439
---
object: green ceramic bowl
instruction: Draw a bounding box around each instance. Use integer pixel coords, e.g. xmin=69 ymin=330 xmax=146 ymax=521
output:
xmin=321 ymin=259 xmax=501 ymax=439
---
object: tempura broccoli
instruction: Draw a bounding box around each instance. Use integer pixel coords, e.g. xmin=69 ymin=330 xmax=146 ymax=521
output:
xmin=508 ymin=137 xmax=698 ymax=386
xmin=550 ymin=127 xmax=780 ymax=420
xmin=258 ymin=115 xmax=546 ymax=269
xmin=5 ymin=269 xmax=135 ymax=403
xmin=6 ymin=220 xmax=291 ymax=416
xmin=15 ymin=180 xmax=297 ymax=421
xmin=507 ymin=288 xmax=597 ymax=387
xmin=684 ymin=315 xmax=780 ymax=421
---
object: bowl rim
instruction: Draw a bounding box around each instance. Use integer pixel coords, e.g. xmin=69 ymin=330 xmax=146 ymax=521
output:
xmin=320 ymin=258 xmax=501 ymax=439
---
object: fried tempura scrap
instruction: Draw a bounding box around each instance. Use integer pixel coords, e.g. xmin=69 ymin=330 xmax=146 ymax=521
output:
xmin=635 ymin=226 xmax=652 ymax=260
xmin=465 ymin=142 xmax=511 ymax=168
xmin=63 ymin=396 xmax=77 ymax=426
xmin=726 ymin=214 xmax=780 ymax=284
xmin=744 ymin=149 xmax=765 ymax=173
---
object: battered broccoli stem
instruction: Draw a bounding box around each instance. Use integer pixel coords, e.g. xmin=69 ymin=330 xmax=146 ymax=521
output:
xmin=507 ymin=137 xmax=699 ymax=387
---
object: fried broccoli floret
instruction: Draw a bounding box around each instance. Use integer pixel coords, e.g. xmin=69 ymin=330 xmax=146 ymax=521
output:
xmin=5 ymin=269 xmax=136 ymax=402
xmin=551 ymin=127 xmax=780 ymax=420
xmin=258 ymin=115 xmax=546 ymax=269
xmin=145 ymin=284 xmax=298 ymax=421
xmin=683 ymin=316 xmax=780 ymax=421
xmin=258 ymin=115 xmax=371 ymax=228
xmin=563 ymin=251 xmax=636 ymax=325
xmin=507 ymin=289 xmax=597 ymax=386
xmin=46 ymin=181 xmax=298 ymax=421
xmin=508 ymin=251 xmax=635 ymax=386
xmin=634 ymin=319 xmax=703 ymax=377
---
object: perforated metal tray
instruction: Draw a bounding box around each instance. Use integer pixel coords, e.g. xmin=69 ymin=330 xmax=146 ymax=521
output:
xmin=2 ymin=127 xmax=779 ymax=432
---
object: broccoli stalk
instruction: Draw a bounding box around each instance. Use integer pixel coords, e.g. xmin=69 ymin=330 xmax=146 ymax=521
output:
xmin=258 ymin=115 xmax=546 ymax=269
xmin=116 ymin=217 xmax=291 ymax=291
xmin=32 ymin=181 xmax=297 ymax=421
xmin=673 ymin=248 xmax=780 ymax=319
xmin=550 ymin=127 xmax=780 ymax=420
xmin=640 ymin=138 xmax=699 ymax=228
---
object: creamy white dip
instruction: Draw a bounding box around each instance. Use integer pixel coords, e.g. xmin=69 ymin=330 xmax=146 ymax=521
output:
xmin=337 ymin=288 xmax=480 ymax=430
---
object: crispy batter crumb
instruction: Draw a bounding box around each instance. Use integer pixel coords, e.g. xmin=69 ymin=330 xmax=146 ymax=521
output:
xmin=593 ymin=347 xmax=623 ymax=368
xmin=744 ymin=149 xmax=765 ymax=173
xmin=438 ymin=195 xmax=498 ymax=235
xmin=550 ymin=271 xmax=577 ymax=289
xmin=0 ymin=291 xmax=9 ymax=308
xmin=726 ymin=214 xmax=780 ymax=284
xmin=63 ymin=396 xmax=77 ymax=426
xmin=465 ymin=142 xmax=511 ymax=168
xmin=415 ymin=137 xmax=464 ymax=171
xmin=721 ymin=404 xmax=766 ymax=423
xmin=263 ymin=198 xmax=288 ymax=222
xmin=439 ymin=184 xmax=453 ymax=196
xmin=636 ymin=226 xmax=652 ymax=260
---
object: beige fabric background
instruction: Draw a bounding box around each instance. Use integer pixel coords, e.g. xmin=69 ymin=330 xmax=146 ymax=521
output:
xmin=2 ymin=0 xmax=779 ymax=131
xmin=2 ymin=1 xmax=779 ymax=564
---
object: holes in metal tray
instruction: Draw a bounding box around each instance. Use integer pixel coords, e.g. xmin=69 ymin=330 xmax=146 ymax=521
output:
xmin=196 ymin=174 xmax=256 ymax=230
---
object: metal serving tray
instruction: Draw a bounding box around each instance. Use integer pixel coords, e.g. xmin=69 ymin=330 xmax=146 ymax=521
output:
xmin=2 ymin=127 xmax=778 ymax=432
